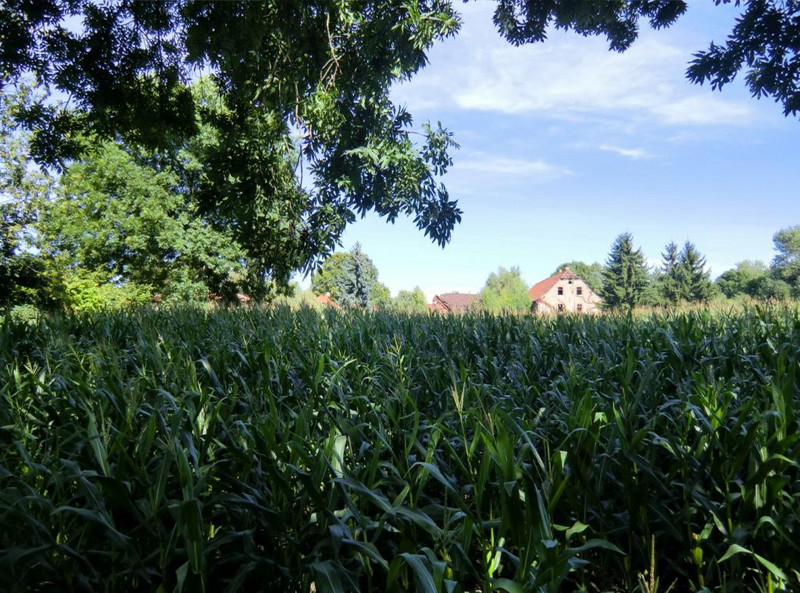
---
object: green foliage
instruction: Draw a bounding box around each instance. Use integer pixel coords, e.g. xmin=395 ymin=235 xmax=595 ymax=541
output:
xmin=601 ymin=233 xmax=650 ymax=310
xmin=771 ymin=225 xmax=800 ymax=292
xmin=2 ymin=307 xmax=800 ymax=591
xmin=2 ymin=1 xmax=463 ymax=279
xmin=38 ymin=140 xmax=247 ymax=306
xmin=479 ymin=266 xmax=531 ymax=313
xmin=717 ymin=260 xmax=770 ymax=298
xmin=7 ymin=303 xmax=39 ymax=325
xmin=337 ymin=243 xmax=376 ymax=309
xmin=55 ymin=269 xmax=153 ymax=312
xmin=392 ymin=287 xmax=428 ymax=313
xmin=311 ymin=252 xmax=351 ymax=301
xmin=659 ymin=241 xmax=713 ymax=304
xmin=687 ymin=0 xmax=800 ymax=116
xmin=312 ymin=245 xmax=386 ymax=310
xmin=0 ymin=84 xmax=53 ymax=309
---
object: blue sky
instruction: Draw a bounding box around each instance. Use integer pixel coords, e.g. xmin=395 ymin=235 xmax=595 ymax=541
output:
xmin=304 ymin=1 xmax=799 ymax=301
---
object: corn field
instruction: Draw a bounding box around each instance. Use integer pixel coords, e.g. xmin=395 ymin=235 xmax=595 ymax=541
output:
xmin=1 ymin=307 xmax=799 ymax=592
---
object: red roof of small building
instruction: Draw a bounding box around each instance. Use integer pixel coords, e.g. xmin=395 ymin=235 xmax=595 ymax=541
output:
xmin=528 ymin=267 xmax=580 ymax=302
xmin=316 ymin=293 xmax=341 ymax=309
xmin=432 ymin=293 xmax=479 ymax=313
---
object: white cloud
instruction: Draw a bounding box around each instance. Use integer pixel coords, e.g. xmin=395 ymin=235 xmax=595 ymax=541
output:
xmin=598 ymin=144 xmax=652 ymax=159
xmin=393 ymin=3 xmax=753 ymax=127
xmin=454 ymin=153 xmax=572 ymax=181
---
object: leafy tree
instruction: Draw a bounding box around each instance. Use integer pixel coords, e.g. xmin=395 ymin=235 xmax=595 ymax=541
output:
xmin=371 ymin=282 xmax=393 ymax=310
xmin=771 ymin=225 xmax=800 ymax=292
xmin=553 ymin=261 xmax=604 ymax=294
xmin=751 ymin=276 xmax=792 ymax=301
xmin=311 ymin=252 xmax=350 ymax=301
xmin=479 ymin=266 xmax=531 ymax=313
xmin=601 ymin=233 xmax=649 ymax=310
xmin=38 ymin=140 xmax=248 ymax=305
xmin=1 ymin=1 xmax=462 ymax=288
xmin=0 ymin=85 xmax=54 ymax=308
xmin=392 ymin=287 xmax=428 ymax=313
xmin=716 ymin=260 xmax=770 ymax=298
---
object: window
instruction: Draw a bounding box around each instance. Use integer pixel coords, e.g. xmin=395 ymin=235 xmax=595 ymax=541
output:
xmin=557 ymin=286 xmax=563 ymax=295
xmin=577 ymin=304 xmax=583 ymax=312
xmin=557 ymin=303 xmax=565 ymax=312
xmin=577 ymin=286 xmax=582 ymax=296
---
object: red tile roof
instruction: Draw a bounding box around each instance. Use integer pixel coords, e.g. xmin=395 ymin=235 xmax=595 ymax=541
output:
xmin=432 ymin=293 xmax=479 ymax=313
xmin=316 ymin=293 xmax=341 ymax=309
xmin=528 ymin=267 xmax=580 ymax=302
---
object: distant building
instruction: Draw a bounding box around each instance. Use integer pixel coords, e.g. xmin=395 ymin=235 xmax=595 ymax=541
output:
xmin=430 ymin=293 xmax=479 ymax=313
xmin=316 ymin=292 xmax=342 ymax=309
xmin=529 ymin=267 xmax=601 ymax=315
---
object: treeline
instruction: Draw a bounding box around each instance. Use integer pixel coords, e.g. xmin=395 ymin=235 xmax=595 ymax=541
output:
xmin=596 ymin=231 xmax=800 ymax=310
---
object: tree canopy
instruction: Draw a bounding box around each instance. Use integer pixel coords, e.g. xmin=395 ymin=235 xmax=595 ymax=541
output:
xmin=1 ymin=0 xmax=797 ymax=295
xmin=311 ymin=244 xmax=388 ymax=309
xmin=479 ymin=266 xmax=531 ymax=313
xmin=1 ymin=0 xmax=463 ymax=287
xmin=772 ymin=225 xmax=800 ymax=291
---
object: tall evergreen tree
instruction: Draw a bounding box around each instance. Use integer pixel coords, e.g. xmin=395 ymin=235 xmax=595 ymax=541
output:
xmin=679 ymin=242 xmax=713 ymax=302
xmin=660 ymin=241 xmax=683 ymax=304
xmin=601 ymin=233 xmax=649 ymax=310
xmin=336 ymin=244 xmax=377 ymax=309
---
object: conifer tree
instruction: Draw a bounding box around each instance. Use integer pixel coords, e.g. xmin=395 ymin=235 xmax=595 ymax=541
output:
xmin=601 ymin=233 xmax=649 ymax=310
xmin=336 ymin=243 xmax=377 ymax=309
xmin=679 ymin=242 xmax=713 ymax=302
xmin=660 ymin=241 xmax=683 ymax=305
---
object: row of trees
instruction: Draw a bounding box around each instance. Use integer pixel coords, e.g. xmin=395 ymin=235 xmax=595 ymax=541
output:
xmin=309 ymin=244 xmax=427 ymax=313
xmin=600 ymin=229 xmax=800 ymax=310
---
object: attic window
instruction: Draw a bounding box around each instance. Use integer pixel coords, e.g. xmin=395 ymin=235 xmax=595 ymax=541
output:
xmin=557 ymin=286 xmax=563 ymax=295
xmin=577 ymin=286 xmax=583 ymax=296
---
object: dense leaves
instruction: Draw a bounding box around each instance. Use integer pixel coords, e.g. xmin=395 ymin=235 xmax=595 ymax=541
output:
xmin=1 ymin=307 xmax=799 ymax=591
xmin=687 ymin=0 xmax=800 ymax=116
xmin=1 ymin=0 xmax=463 ymax=284
xmin=478 ymin=266 xmax=532 ymax=312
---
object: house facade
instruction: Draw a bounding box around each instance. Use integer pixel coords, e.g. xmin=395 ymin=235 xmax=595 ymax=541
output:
xmin=528 ymin=267 xmax=601 ymax=315
xmin=430 ymin=293 xmax=479 ymax=313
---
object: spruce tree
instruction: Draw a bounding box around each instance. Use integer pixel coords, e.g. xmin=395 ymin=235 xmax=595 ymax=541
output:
xmin=601 ymin=233 xmax=649 ymax=310
xmin=660 ymin=241 xmax=683 ymax=305
xmin=336 ymin=243 xmax=376 ymax=309
xmin=679 ymin=242 xmax=713 ymax=302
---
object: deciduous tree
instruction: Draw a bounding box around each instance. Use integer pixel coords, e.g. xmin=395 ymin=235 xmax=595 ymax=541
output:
xmin=771 ymin=225 xmax=800 ymax=293
xmin=479 ymin=266 xmax=531 ymax=313
xmin=39 ymin=140 xmax=248 ymax=305
xmin=392 ymin=287 xmax=428 ymax=313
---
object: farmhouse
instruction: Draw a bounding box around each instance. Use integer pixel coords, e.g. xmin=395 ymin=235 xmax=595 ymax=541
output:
xmin=529 ymin=267 xmax=601 ymax=315
xmin=430 ymin=293 xmax=479 ymax=313
xmin=316 ymin=292 xmax=341 ymax=309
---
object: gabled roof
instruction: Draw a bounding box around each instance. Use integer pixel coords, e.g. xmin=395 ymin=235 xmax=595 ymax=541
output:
xmin=316 ymin=293 xmax=341 ymax=309
xmin=528 ymin=267 xmax=581 ymax=301
xmin=433 ymin=293 xmax=479 ymax=313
